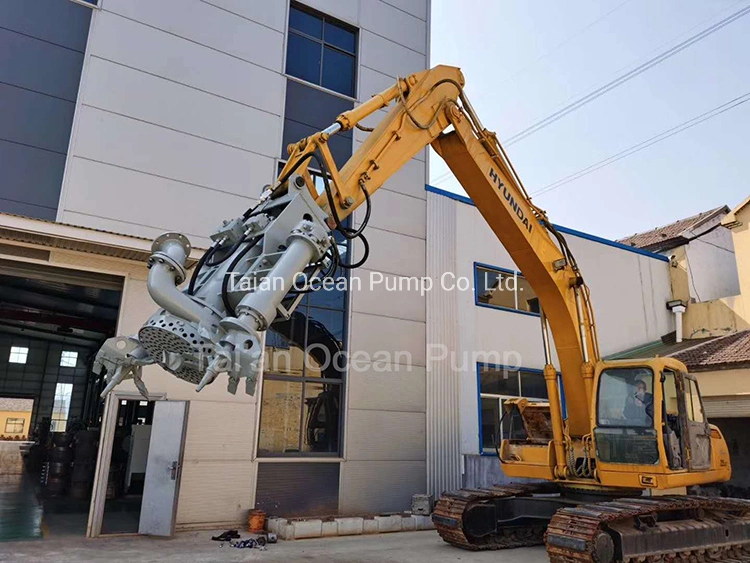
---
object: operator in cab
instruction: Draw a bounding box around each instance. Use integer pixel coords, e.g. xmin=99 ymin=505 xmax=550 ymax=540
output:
xmin=623 ymin=380 xmax=654 ymax=425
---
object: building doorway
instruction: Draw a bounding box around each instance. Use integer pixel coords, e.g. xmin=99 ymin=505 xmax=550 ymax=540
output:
xmin=0 ymin=259 xmax=122 ymax=541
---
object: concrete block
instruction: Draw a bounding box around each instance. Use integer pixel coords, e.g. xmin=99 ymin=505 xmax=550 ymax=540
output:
xmin=412 ymin=494 xmax=434 ymax=515
xmin=278 ymin=523 xmax=295 ymax=540
xmin=265 ymin=517 xmax=286 ymax=535
xmin=411 ymin=515 xmax=435 ymax=530
xmin=363 ymin=518 xmax=379 ymax=534
xmin=375 ymin=515 xmax=402 ymax=533
xmin=291 ymin=519 xmax=322 ymax=539
xmin=400 ymin=516 xmax=417 ymax=532
xmin=334 ymin=517 xmax=364 ymax=536
xmin=321 ymin=520 xmax=338 ymax=537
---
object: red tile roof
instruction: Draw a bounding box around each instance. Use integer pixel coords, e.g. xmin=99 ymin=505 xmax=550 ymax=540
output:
xmin=670 ymin=330 xmax=750 ymax=372
xmin=618 ymin=206 xmax=727 ymax=253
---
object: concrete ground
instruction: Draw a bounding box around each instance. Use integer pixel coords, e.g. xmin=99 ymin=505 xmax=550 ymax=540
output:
xmin=1 ymin=529 xmax=548 ymax=563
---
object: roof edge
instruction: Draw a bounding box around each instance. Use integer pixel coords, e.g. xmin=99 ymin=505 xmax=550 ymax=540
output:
xmin=425 ymin=184 xmax=669 ymax=263
xmin=0 ymin=212 xmax=204 ymax=262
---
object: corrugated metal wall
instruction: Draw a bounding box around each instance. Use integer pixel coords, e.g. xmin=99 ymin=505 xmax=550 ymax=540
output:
xmin=704 ymin=395 xmax=750 ymax=418
xmin=426 ymin=192 xmax=462 ymax=497
xmin=255 ymin=462 xmax=339 ymax=517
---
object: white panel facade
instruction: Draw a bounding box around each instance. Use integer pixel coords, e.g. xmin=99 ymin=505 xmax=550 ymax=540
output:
xmin=341 ymin=0 xmax=430 ymax=511
xmin=87 ymin=11 xmax=286 ymax=114
xmin=353 ymin=187 xmax=426 ymax=238
xmin=101 ymin=0 xmax=284 ymax=71
xmin=200 ymin=0 xmax=288 ymax=31
xmin=360 ymin=0 xmax=427 ymax=54
xmin=426 ymin=190 xmax=675 ymax=486
xmin=347 ymin=365 xmax=426 ymax=412
xmin=52 ymin=0 xmax=432 ymax=520
xmin=346 ymin=410 xmax=426 ymax=461
xmin=685 ymin=227 xmax=740 ymax=302
xmin=59 ymin=1 xmax=282 ymax=241
xmin=71 ymin=107 xmax=272 ymax=199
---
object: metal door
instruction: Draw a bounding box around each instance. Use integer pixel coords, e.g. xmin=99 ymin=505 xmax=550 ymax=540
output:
xmin=138 ymin=401 xmax=189 ymax=536
xmin=683 ymin=376 xmax=711 ymax=471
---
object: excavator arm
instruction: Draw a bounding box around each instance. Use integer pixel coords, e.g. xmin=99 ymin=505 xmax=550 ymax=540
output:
xmin=95 ymin=65 xmax=598 ymax=439
xmin=272 ymin=65 xmax=599 ymax=439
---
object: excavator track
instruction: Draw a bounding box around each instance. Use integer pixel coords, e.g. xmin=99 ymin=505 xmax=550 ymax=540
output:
xmin=435 ymin=488 xmax=750 ymax=562
xmin=433 ymin=484 xmax=551 ymax=551
xmin=546 ymin=495 xmax=750 ymax=563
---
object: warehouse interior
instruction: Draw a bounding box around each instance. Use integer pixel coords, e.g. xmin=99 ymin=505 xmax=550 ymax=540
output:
xmin=0 ymin=258 xmax=136 ymax=540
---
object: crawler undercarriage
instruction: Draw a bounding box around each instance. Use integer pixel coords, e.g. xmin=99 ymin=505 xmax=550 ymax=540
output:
xmin=433 ymin=484 xmax=750 ymax=563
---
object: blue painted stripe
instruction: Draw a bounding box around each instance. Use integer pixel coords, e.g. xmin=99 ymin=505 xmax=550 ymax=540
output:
xmin=425 ymin=184 xmax=669 ymax=263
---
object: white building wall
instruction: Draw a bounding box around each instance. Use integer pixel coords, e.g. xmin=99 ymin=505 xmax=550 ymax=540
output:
xmin=426 ymin=190 xmax=673 ymax=491
xmin=684 ymin=227 xmax=740 ymax=302
xmin=340 ymin=0 xmax=431 ymax=515
xmin=55 ymin=0 xmax=431 ymax=518
xmin=57 ymin=0 xmax=285 ymax=246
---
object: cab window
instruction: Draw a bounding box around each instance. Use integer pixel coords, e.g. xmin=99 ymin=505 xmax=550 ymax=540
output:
xmin=595 ymin=367 xmax=659 ymax=465
xmin=685 ymin=379 xmax=705 ymax=423
xmin=662 ymin=371 xmax=679 ymax=417
xmin=597 ymin=367 xmax=654 ymax=428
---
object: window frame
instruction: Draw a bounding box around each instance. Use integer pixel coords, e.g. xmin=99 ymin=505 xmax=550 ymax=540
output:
xmin=257 ymin=220 xmax=351 ymax=458
xmin=51 ymin=382 xmax=73 ymax=433
xmin=285 ymin=2 xmax=359 ymax=99
xmin=4 ymin=417 xmax=25 ymax=434
xmin=474 ymin=262 xmax=541 ymax=318
xmin=60 ymin=350 xmax=78 ymax=368
xmin=8 ymin=346 xmax=29 ymax=365
xmin=477 ymin=363 xmax=551 ymax=455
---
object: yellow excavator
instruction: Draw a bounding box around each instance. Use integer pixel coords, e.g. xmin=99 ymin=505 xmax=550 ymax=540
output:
xmin=95 ymin=65 xmax=748 ymax=562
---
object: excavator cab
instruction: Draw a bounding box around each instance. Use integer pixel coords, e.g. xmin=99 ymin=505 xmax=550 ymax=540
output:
xmin=592 ymin=357 xmax=729 ymax=489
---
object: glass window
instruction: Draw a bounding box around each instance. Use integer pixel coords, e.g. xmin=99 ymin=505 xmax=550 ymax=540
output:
xmin=479 ymin=365 xmax=519 ymax=396
xmin=258 ymin=379 xmax=303 ymax=454
xmin=302 ymin=382 xmax=341 ymax=453
xmin=4 ymin=418 xmax=25 ymax=434
xmin=51 ymin=383 xmax=73 ymax=432
xmin=289 ymin=6 xmax=323 ymax=38
xmin=594 ymin=427 xmax=660 ymax=465
xmin=663 ymin=371 xmax=679 ymax=416
xmin=479 ymin=365 xmax=550 ymax=453
xmin=324 ymin=21 xmax=356 ymax=53
xmin=286 ymin=32 xmax=322 ymax=85
xmin=60 ymin=351 xmax=78 ymax=368
xmin=520 ymin=371 xmax=548 ymax=399
xmin=322 ymin=47 xmax=355 ymax=95
xmin=475 ymin=265 xmax=540 ymax=315
xmin=515 ymin=276 xmax=541 ymax=314
xmin=481 ymin=397 xmax=501 ymax=450
xmin=685 ymin=379 xmax=705 ymax=423
xmin=9 ymin=346 xmax=28 ymax=364
xmin=258 ymin=232 xmax=349 ymax=456
xmin=597 ymin=367 xmax=654 ymax=428
xmin=285 ymin=3 xmax=358 ymax=97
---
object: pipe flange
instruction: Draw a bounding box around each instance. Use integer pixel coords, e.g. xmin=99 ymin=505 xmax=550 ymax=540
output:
xmin=149 ymin=251 xmax=187 ymax=285
xmin=152 ymin=232 xmax=191 ymax=255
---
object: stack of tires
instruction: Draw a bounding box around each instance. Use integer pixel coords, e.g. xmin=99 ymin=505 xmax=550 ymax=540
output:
xmin=69 ymin=430 xmax=97 ymax=500
xmin=45 ymin=433 xmax=73 ymax=495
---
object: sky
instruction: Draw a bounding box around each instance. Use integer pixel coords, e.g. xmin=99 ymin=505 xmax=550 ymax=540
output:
xmin=428 ymin=0 xmax=750 ymax=240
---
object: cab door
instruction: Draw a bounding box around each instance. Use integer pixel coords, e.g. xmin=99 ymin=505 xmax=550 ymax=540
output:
xmin=683 ymin=374 xmax=711 ymax=471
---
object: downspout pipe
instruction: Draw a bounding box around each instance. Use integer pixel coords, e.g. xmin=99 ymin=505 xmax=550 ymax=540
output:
xmin=147 ymin=232 xmax=205 ymax=324
xmin=671 ymin=304 xmax=686 ymax=343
